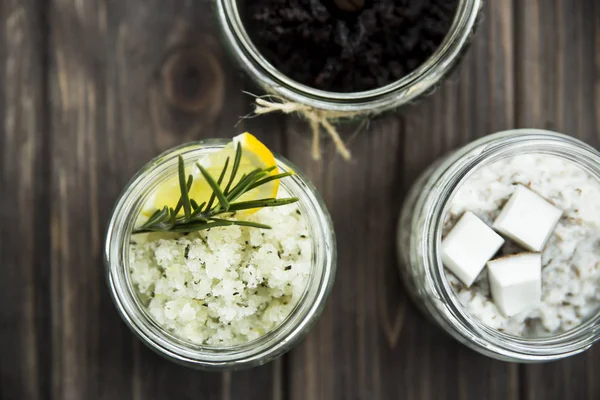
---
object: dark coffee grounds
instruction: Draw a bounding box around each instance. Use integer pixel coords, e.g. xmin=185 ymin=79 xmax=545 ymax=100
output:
xmin=244 ymin=0 xmax=459 ymax=93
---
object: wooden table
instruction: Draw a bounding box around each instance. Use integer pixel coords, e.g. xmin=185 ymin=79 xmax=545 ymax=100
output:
xmin=1 ymin=0 xmax=598 ymax=399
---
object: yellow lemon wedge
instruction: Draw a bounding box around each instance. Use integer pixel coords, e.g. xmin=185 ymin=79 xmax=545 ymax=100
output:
xmin=141 ymin=132 xmax=280 ymax=217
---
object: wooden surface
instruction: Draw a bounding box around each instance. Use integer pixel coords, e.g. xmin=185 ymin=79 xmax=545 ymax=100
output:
xmin=0 ymin=0 xmax=599 ymax=399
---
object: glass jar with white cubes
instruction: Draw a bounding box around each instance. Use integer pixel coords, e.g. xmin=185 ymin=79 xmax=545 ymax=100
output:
xmin=397 ymin=129 xmax=600 ymax=362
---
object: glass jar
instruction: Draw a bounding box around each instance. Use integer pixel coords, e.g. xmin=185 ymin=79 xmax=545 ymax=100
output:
xmin=397 ymin=129 xmax=600 ymax=362
xmin=215 ymin=0 xmax=482 ymax=114
xmin=105 ymin=140 xmax=337 ymax=369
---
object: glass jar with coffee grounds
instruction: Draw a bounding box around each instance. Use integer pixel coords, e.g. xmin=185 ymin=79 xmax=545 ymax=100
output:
xmin=216 ymin=0 xmax=481 ymax=114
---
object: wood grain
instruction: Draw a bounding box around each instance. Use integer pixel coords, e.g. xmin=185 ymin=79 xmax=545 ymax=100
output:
xmin=515 ymin=0 xmax=599 ymax=146
xmin=515 ymin=1 xmax=600 ymax=399
xmin=49 ymin=1 xmax=134 ymax=398
xmin=47 ymin=1 xmax=280 ymax=399
xmin=1 ymin=0 xmax=599 ymax=399
xmin=285 ymin=1 xmax=519 ymax=399
xmin=0 ymin=1 xmax=48 ymax=399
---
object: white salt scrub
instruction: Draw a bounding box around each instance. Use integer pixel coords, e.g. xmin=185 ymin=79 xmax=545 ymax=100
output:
xmin=129 ymin=201 xmax=311 ymax=346
xmin=443 ymin=154 xmax=600 ymax=337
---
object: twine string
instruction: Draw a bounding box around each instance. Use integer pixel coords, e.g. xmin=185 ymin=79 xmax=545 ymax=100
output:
xmin=309 ymin=117 xmax=321 ymax=160
xmin=254 ymin=97 xmax=357 ymax=160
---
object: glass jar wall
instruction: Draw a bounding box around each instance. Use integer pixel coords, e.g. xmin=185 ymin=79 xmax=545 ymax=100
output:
xmin=397 ymin=129 xmax=600 ymax=362
xmin=215 ymin=0 xmax=482 ymax=114
xmin=105 ymin=140 xmax=337 ymax=369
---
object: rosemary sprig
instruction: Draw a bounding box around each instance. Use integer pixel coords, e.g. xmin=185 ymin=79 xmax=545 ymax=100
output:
xmin=179 ymin=158 xmax=192 ymax=219
xmin=133 ymin=144 xmax=298 ymax=234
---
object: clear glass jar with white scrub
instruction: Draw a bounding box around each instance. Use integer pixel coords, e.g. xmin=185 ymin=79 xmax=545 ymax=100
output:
xmin=215 ymin=0 xmax=482 ymax=114
xmin=105 ymin=140 xmax=337 ymax=369
xmin=397 ymin=129 xmax=600 ymax=362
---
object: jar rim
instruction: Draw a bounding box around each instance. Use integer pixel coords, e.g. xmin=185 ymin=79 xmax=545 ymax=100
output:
xmin=104 ymin=141 xmax=337 ymax=369
xmin=423 ymin=129 xmax=600 ymax=361
xmin=216 ymin=0 xmax=482 ymax=112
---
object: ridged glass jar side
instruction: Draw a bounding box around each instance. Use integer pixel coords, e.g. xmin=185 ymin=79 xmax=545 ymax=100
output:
xmin=105 ymin=140 xmax=337 ymax=369
xmin=397 ymin=129 xmax=600 ymax=362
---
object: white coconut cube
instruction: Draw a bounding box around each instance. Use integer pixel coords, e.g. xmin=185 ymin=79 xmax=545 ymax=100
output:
xmin=442 ymin=212 xmax=505 ymax=287
xmin=493 ymin=185 xmax=563 ymax=252
xmin=487 ymin=253 xmax=542 ymax=317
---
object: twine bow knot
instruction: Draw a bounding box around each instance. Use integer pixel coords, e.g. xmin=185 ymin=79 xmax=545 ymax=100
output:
xmin=253 ymin=97 xmax=357 ymax=161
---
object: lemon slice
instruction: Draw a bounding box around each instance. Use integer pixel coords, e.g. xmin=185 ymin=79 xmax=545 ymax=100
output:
xmin=141 ymin=133 xmax=280 ymax=217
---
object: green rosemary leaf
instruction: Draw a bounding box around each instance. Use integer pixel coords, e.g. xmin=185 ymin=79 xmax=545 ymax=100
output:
xmin=191 ymin=202 xmax=207 ymax=218
xmin=132 ymin=228 xmax=158 ymax=234
xmin=205 ymin=156 xmax=230 ymax=213
xmin=226 ymin=168 xmax=270 ymax=202
xmin=153 ymin=206 xmax=170 ymax=224
xmin=228 ymin=167 xmax=261 ymax=193
xmin=190 ymin=199 xmax=199 ymax=210
xmin=139 ymin=206 xmax=169 ymax=229
xmin=143 ymin=208 xmax=162 ymax=226
xmin=220 ymin=219 xmax=272 ymax=230
xmin=238 ymin=166 xmax=277 ymax=187
xmin=178 ymin=156 xmax=192 ymax=219
xmin=173 ymin=174 xmax=194 ymax=217
xmin=169 ymin=207 xmax=176 ymax=225
xmin=217 ymin=157 xmax=230 ymax=184
xmin=224 ymin=142 xmax=242 ymax=195
xmin=232 ymin=221 xmax=271 ymax=229
xmin=197 ymin=163 xmax=229 ymax=212
xmin=227 ymin=197 xmax=299 ymax=212
xmin=169 ymin=220 xmax=233 ymax=232
xmin=247 ymin=172 xmax=294 ymax=191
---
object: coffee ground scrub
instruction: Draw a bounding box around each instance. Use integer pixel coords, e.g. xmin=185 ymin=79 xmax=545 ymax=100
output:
xmin=244 ymin=0 xmax=460 ymax=93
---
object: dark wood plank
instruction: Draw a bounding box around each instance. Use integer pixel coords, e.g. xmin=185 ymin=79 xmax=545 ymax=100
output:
xmin=284 ymin=116 xmax=339 ymax=400
xmin=225 ymin=79 xmax=290 ymax=400
xmin=515 ymin=0 xmax=599 ymax=146
xmin=1 ymin=0 xmax=596 ymax=398
xmin=48 ymin=1 xmax=280 ymax=399
xmin=0 ymin=1 xmax=48 ymax=399
xmin=49 ymin=1 xmax=136 ymax=398
xmin=515 ymin=1 xmax=600 ymax=399
xmin=285 ymin=1 xmax=519 ymax=399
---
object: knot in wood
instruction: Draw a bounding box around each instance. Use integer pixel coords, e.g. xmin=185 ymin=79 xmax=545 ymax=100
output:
xmin=161 ymin=47 xmax=223 ymax=113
